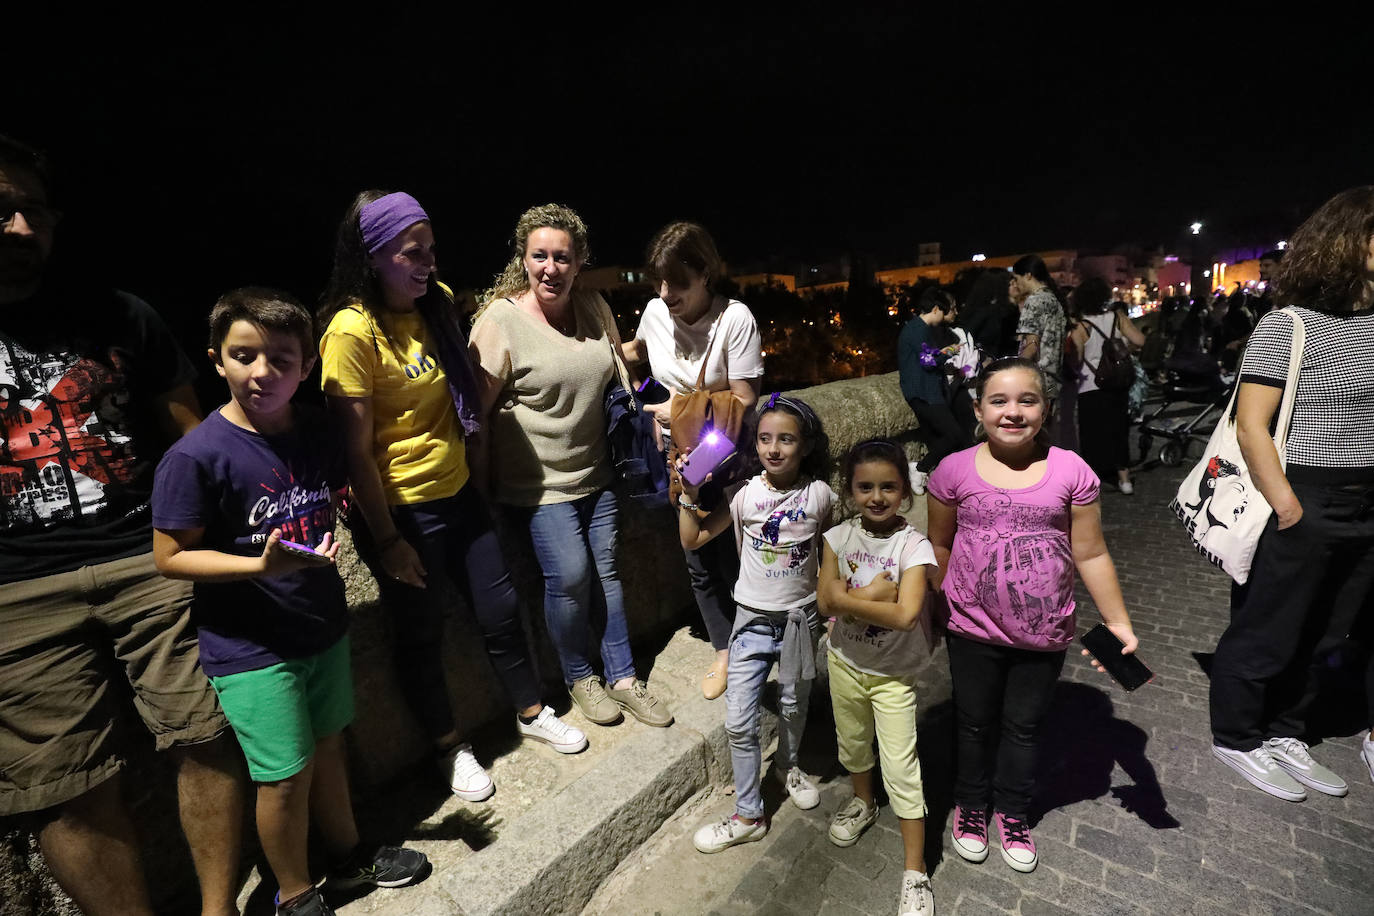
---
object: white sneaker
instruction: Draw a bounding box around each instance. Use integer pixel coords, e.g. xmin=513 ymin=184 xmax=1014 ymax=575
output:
xmin=693 ymin=814 xmax=768 ymax=853
xmin=517 ymin=707 xmax=588 ymax=754
xmin=1362 ymin=734 xmax=1374 ymax=785
xmin=1117 ymin=479 xmax=1135 ymax=495
xmin=898 ymin=870 xmax=935 ymax=916
xmin=1212 ymin=743 xmax=1306 ymax=801
xmin=909 ymin=465 xmax=929 ymax=496
xmin=778 ymin=766 xmax=820 ymax=810
xmin=1264 ymin=737 xmax=1348 ymax=797
xmin=441 ymin=743 xmax=494 ymax=801
xmin=828 ymin=796 xmax=879 ymax=847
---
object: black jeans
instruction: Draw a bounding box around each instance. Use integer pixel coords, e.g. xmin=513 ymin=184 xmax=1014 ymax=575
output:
xmin=684 ymin=534 xmax=740 ymax=652
xmin=352 ymin=485 xmax=541 ymax=740
xmin=1210 ymin=481 xmax=1374 ymax=750
xmin=909 ymin=398 xmax=973 ymax=474
xmin=1076 ymin=387 xmax=1130 ymax=480
xmin=947 ymin=635 xmax=1066 ymax=818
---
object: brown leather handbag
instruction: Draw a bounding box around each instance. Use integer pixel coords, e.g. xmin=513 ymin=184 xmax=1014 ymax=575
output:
xmin=667 ymin=323 xmax=750 ymax=502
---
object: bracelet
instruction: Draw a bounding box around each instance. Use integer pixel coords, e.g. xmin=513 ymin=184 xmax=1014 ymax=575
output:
xmin=375 ymin=532 xmax=404 ymax=552
xmin=677 ymin=493 xmax=702 ymax=512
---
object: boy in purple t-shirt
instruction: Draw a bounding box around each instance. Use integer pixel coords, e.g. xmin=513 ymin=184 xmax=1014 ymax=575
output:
xmin=152 ymin=289 xmax=426 ymax=916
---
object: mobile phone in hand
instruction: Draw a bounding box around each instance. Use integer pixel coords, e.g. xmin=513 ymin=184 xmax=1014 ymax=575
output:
xmin=681 ymin=428 xmax=736 ymax=487
xmin=1081 ymin=624 xmax=1153 ymax=691
xmin=277 ymin=539 xmax=334 ymax=565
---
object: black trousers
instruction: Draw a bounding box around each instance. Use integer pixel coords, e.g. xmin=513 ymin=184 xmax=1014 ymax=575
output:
xmin=909 ymin=397 xmax=973 ymax=474
xmin=353 ymin=486 xmax=541 ymax=740
xmin=947 ymin=635 xmax=1066 ymax=817
xmin=684 ymin=533 xmax=741 ymax=652
xmin=1210 ymin=482 xmax=1374 ymax=750
xmin=1076 ymin=387 xmax=1130 ymax=480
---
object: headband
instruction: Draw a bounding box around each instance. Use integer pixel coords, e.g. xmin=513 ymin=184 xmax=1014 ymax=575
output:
xmin=360 ymin=192 xmax=429 ymax=254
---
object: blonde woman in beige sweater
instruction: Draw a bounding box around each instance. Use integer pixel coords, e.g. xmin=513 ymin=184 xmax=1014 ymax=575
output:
xmin=470 ymin=204 xmax=672 ymax=730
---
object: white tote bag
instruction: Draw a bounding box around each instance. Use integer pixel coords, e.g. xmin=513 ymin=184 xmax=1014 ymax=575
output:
xmin=1168 ymin=308 xmax=1305 ymax=584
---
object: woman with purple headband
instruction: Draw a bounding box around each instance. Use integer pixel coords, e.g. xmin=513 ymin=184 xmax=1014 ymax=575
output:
xmin=318 ymin=191 xmax=588 ymax=804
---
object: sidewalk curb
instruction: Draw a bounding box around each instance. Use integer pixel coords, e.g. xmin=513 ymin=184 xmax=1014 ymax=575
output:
xmin=436 ymin=691 xmax=779 ymax=915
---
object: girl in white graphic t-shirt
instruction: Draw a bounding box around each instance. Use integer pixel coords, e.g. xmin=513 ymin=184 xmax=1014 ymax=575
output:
xmin=677 ymin=394 xmax=836 ymax=856
xmin=819 ymin=438 xmax=937 ymax=916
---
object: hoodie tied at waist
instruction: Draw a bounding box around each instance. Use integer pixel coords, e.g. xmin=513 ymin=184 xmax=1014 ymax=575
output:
xmin=729 ymin=601 xmax=820 ymax=688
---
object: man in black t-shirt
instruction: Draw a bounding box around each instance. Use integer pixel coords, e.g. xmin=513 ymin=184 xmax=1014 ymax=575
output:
xmin=0 ymin=136 xmax=244 ymax=916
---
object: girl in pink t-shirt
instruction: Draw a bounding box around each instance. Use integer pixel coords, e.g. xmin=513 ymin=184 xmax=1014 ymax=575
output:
xmin=926 ymin=357 xmax=1138 ymax=875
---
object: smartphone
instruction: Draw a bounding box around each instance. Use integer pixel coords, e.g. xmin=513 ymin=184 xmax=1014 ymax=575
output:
xmin=680 ymin=428 xmax=736 ymax=487
xmin=1081 ymin=624 xmax=1153 ymax=691
xmin=277 ymin=539 xmax=333 ymax=565
xmin=636 ymin=377 xmax=671 ymax=405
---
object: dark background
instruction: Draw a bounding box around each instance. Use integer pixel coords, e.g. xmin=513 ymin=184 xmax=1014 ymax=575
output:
xmin=10 ymin=9 xmax=1367 ymax=352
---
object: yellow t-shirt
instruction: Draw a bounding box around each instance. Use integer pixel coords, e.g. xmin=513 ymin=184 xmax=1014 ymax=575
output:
xmin=319 ymin=305 xmax=469 ymax=505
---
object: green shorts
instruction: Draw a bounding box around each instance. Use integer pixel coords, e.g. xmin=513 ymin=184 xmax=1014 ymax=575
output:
xmin=210 ymin=636 xmax=354 ymax=782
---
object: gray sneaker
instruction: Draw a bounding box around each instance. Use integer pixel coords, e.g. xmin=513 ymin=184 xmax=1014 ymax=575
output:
xmin=1263 ymin=737 xmax=1349 ymax=797
xmin=1212 ymin=743 xmax=1306 ymax=802
xmin=569 ymin=675 xmax=622 ymax=725
xmin=828 ymin=796 xmax=879 ymax=847
xmin=605 ymin=679 xmax=674 ymax=727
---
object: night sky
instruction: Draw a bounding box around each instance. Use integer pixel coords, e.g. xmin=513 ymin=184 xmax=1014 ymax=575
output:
xmin=11 ymin=10 xmax=1367 ymax=318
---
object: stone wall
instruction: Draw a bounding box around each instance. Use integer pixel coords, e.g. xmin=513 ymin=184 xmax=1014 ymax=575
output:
xmin=0 ymin=371 xmax=918 ymax=915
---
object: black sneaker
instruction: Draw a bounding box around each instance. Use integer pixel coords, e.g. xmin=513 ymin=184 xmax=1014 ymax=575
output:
xmin=328 ymin=844 xmax=430 ymax=889
xmin=276 ymin=886 xmax=334 ymax=916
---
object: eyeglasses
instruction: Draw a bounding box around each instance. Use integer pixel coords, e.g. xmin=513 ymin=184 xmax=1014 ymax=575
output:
xmin=0 ymin=201 xmax=61 ymax=232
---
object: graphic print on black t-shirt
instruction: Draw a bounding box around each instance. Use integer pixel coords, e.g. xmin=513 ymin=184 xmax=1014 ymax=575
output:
xmin=0 ymin=336 xmax=141 ymax=531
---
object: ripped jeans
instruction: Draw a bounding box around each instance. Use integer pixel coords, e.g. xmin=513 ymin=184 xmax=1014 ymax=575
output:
xmin=724 ymin=609 xmax=816 ymax=819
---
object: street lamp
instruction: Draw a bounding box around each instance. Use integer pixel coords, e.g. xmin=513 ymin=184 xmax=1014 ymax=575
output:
xmin=1188 ymin=221 xmax=1207 ymax=302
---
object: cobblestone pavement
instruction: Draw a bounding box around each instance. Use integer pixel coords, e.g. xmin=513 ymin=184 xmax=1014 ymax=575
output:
xmin=692 ymin=459 xmax=1374 ymax=916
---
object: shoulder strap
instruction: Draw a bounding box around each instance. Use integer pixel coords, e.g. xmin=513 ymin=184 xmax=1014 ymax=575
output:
xmin=1085 ymin=315 xmax=1112 ymax=341
xmin=1270 ymin=308 xmax=1306 ymax=464
xmin=693 ymin=304 xmax=724 ymax=391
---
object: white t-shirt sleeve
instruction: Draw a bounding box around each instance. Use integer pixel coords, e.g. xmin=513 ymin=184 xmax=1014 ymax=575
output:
xmin=900 ymin=529 xmax=938 ymax=572
xmin=721 ymin=300 xmax=765 ymax=380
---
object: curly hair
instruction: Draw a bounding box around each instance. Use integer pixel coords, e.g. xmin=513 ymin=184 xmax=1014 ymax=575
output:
xmin=1272 ymin=186 xmax=1374 ymax=313
xmin=841 ymin=438 xmax=913 ymax=514
xmin=645 ymin=221 xmax=723 ymax=290
xmin=479 ymin=203 xmax=591 ymax=313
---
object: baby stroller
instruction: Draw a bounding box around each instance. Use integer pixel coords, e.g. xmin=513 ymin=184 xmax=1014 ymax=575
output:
xmin=1137 ymin=358 xmax=1232 ymax=467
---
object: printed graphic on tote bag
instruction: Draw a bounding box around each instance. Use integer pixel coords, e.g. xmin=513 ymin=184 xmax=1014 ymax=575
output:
xmin=1169 ymin=456 xmax=1250 ymax=568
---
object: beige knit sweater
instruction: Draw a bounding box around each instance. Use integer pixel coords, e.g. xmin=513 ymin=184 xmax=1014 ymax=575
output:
xmin=469 ymin=290 xmax=629 ymax=506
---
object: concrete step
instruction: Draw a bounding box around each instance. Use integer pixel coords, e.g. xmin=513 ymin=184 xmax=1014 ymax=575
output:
xmin=235 ymin=626 xmax=769 ymax=915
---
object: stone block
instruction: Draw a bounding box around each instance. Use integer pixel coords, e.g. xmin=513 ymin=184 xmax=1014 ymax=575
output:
xmin=442 ymin=725 xmax=706 ymax=915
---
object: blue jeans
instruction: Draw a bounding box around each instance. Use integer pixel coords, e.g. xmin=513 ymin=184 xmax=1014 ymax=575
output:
xmin=725 ymin=612 xmax=814 ymax=820
xmin=508 ymin=489 xmax=635 ymax=685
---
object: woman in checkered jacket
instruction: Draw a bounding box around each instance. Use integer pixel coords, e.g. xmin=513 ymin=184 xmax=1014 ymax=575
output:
xmin=1208 ymin=186 xmax=1374 ymax=803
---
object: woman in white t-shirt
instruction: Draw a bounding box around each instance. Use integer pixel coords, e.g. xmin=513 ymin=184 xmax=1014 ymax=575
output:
xmin=1068 ymin=278 xmax=1144 ymax=494
xmin=625 ymin=222 xmax=765 ymax=699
